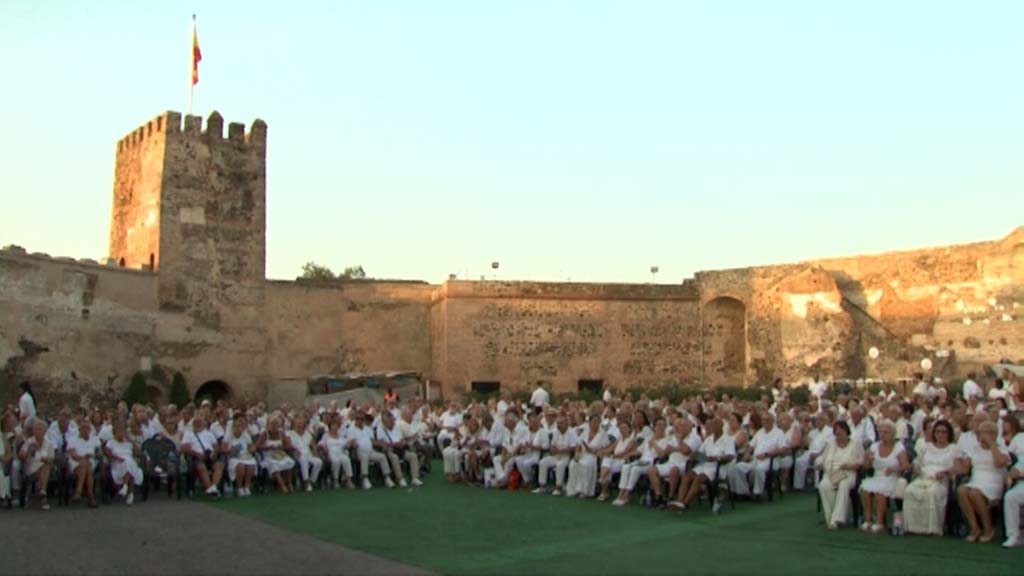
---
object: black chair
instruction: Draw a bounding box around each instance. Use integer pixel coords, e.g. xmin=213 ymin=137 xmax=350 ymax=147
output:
xmin=141 ymin=437 xmax=182 ymax=501
xmin=710 ymin=460 xmax=735 ymax=512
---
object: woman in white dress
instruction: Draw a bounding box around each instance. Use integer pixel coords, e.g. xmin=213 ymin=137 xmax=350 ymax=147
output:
xmin=902 ymin=420 xmax=960 ymax=535
xmin=221 ymin=416 xmax=257 ymax=496
xmin=817 ymin=421 xmax=865 ymax=529
xmin=286 ymin=415 xmax=323 ymax=492
xmin=673 ymin=416 xmax=735 ymax=510
xmin=566 ymin=415 xmax=608 ymax=498
xmin=255 ymin=417 xmax=295 ymax=494
xmin=724 ymin=412 xmax=751 ymax=496
xmin=318 ymin=416 xmax=355 ymax=489
xmin=596 ymin=420 xmax=638 ymax=502
xmin=858 ymin=420 xmax=910 ymax=533
xmin=955 ymin=420 xmax=1010 ymax=543
xmin=18 ymin=419 xmax=54 ymax=511
xmin=105 ymin=420 xmax=143 ymax=505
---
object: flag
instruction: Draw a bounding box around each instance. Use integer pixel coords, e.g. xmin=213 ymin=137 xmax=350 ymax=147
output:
xmin=191 ymin=19 xmax=202 ymax=86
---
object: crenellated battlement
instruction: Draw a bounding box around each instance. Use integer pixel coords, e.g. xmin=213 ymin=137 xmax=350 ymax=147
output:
xmin=116 ymin=110 xmax=267 ymax=154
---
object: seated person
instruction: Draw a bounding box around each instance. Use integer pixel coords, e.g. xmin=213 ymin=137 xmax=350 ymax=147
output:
xmin=858 ymin=420 xmax=910 ymax=534
xmin=655 ymin=417 xmax=700 ymax=507
xmin=597 ymin=420 xmax=638 ymax=502
xmin=221 ymin=415 xmax=257 ymax=497
xmin=1003 ymin=415 xmax=1024 ymax=548
xmin=534 ymin=416 xmax=578 ymax=496
xmin=66 ymin=419 xmax=100 ymax=507
xmin=955 ymin=420 xmax=1010 ymax=543
xmin=817 ymin=421 xmax=865 ymax=529
xmin=104 ymin=420 xmax=143 ymax=506
xmin=181 ymin=415 xmax=225 ymax=497
xmin=730 ymin=413 xmax=786 ymax=499
xmin=505 ymin=413 xmax=547 ymax=490
xmin=317 ymin=415 xmax=355 ymax=489
xmin=287 ymin=415 xmax=324 ymax=492
xmin=374 ymin=410 xmax=413 ymax=488
xmin=902 ymin=420 xmax=960 ymax=535
xmin=18 ymin=419 xmax=55 ymax=510
xmin=351 ymin=412 xmax=393 ymax=490
xmin=795 ymin=413 xmax=833 ymax=491
xmin=671 ymin=417 xmax=734 ymax=511
xmin=567 ymin=414 xmax=609 ymax=498
xmin=255 ymin=416 xmax=295 ymax=494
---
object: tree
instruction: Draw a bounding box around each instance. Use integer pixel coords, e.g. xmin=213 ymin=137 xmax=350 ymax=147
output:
xmin=339 ymin=265 xmax=366 ymax=280
xmin=170 ymin=371 xmax=190 ymax=409
xmin=300 ymin=261 xmax=335 ymax=280
xmin=124 ymin=372 xmax=148 ymax=407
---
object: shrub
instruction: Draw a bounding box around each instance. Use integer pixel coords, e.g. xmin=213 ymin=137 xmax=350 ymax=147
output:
xmin=169 ymin=372 xmax=189 ymax=409
xmin=124 ymin=372 xmax=148 ymax=407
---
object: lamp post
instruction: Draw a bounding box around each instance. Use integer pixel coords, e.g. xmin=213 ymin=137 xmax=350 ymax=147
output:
xmin=491 ymin=261 xmax=500 ymax=281
xmin=650 ymin=265 xmax=659 ymax=283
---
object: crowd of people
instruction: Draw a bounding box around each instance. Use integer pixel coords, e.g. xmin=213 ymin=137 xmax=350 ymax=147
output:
xmin=2 ymin=370 xmax=1022 ymax=550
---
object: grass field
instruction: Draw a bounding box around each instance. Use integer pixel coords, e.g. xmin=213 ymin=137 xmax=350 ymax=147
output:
xmin=211 ymin=465 xmax=1023 ymax=575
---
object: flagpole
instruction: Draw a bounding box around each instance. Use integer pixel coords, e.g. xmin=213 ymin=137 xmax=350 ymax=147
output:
xmin=188 ymin=14 xmax=196 ymax=115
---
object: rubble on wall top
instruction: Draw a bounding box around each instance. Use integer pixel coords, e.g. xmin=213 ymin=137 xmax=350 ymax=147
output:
xmin=116 ymin=110 xmax=267 ymax=153
xmin=0 ymin=245 xmax=155 ymax=275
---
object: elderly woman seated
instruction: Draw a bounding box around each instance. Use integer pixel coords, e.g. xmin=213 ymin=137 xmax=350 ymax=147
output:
xmin=255 ymin=416 xmax=296 ymax=494
xmin=817 ymin=421 xmax=864 ymax=529
xmin=902 ymin=420 xmax=960 ymax=535
xmin=66 ymin=419 xmax=101 ymax=507
xmin=858 ymin=419 xmax=910 ymax=533
xmin=955 ymin=420 xmax=1010 ymax=543
xmin=18 ymin=419 xmax=55 ymax=510
xmin=104 ymin=419 xmax=144 ymax=505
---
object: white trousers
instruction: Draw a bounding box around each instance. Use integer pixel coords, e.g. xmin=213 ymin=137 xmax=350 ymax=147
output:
xmin=358 ymin=450 xmax=390 ymax=477
xmin=794 ymin=453 xmax=819 ymax=491
xmin=513 ymin=455 xmax=540 ymax=484
xmin=442 ymin=446 xmax=462 ymax=475
xmin=297 ymin=451 xmax=324 ymax=482
xmin=1005 ymin=483 xmax=1024 ymax=543
xmin=386 ymin=450 xmax=420 ymax=481
xmin=618 ymin=460 xmax=652 ymax=491
xmin=326 ymin=448 xmax=353 ymax=481
xmin=731 ymin=459 xmax=771 ymax=496
xmin=819 ymin=474 xmax=855 ymax=525
xmin=538 ymin=454 xmax=570 ymax=487
xmin=566 ymin=454 xmax=598 ymax=497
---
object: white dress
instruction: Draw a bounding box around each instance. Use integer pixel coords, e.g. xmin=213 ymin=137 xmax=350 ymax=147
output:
xmin=567 ymin=429 xmax=608 ymax=497
xmin=964 ymin=445 xmax=1009 ymax=501
xmin=22 ymin=437 xmax=54 ymax=476
xmin=903 ymin=443 xmax=961 ymax=535
xmin=225 ymin=431 xmax=257 ymax=481
xmin=107 ymin=438 xmax=143 ymax=486
xmin=859 ymin=442 xmax=905 ymax=497
xmin=260 ymin=435 xmax=295 ymax=475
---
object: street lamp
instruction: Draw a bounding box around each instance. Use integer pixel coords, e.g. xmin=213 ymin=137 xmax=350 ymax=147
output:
xmin=650 ymin=265 xmax=659 ymax=283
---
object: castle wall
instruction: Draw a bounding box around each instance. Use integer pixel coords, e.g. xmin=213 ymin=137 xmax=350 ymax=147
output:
xmin=109 ymin=116 xmax=167 ymax=270
xmin=263 ymin=280 xmax=434 ymax=383
xmin=432 ymin=281 xmax=702 ymax=397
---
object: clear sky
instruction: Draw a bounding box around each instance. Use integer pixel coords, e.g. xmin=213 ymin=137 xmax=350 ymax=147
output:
xmin=1 ymin=1 xmax=1021 ymax=283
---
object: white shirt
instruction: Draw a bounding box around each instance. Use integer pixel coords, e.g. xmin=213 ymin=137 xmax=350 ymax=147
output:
xmin=751 ymin=427 xmax=786 ymax=458
xmin=348 ymin=425 xmax=375 ymax=453
xmin=18 ymin=392 xmax=36 ymax=423
xmin=548 ymin=427 xmax=578 ymax=453
xmin=46 ymin=421 xmax=75 ymax=451
xmin=962 ymin=379 xmax=983 ymax=401
xmin=670 ymin=429 xmax=702 ymax=465
xmin=1007 ymin=432 xmax=1024 ymax=473
xmin=530 ymin=387 xmax=550 ymax=408
xmin=182 ymin=429 xmax=218 ymax=456
xmin=701 ymin=433 xmax=736 ymax=462
xmin=807 ymin=426 xmax=834 ymax=456
xmin=67 ymin=434 xmax=100 ymax=462
xmin=850 ymin=418 xmax=877 ymax=446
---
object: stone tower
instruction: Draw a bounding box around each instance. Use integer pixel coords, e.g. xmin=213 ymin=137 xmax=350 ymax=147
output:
xmin=108 ymin=111 xmax=267 ymax=327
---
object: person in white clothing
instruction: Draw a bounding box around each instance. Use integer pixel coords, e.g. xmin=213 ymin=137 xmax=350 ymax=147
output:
xmin=671 ymin=417 xmax=735 ymax=511
xmin=961 ymin=373 xmax=984 ymax=402
xmin=317 ymin=416 xmax=355 ymax=489
xmin=776 ymin=413 xmax=802 ymax=490
xmin=657 ymin=418 xmax=701 ymax=505
xmin=597 ymin=419 xmax=638 ymax=502
xmin=817 ymin=421 xmax=865 ymax=529
xmin=903 ymin=420 xmax=960 ymax=535
xmin=352 ymin=412 xmax=393 ymax=490
xmin=730 ymin=413 xmax=786 ymax=498
xmin=255 ymin=417 xmax=295 ymax=494
xmin=511 ymin=414 xmax=549 ymax=488
xmin=181 ymin=415 xmax=224 ymax=497
xmin=221 ymin=416 xmax=257 ymax=496
xmin=1002 ymin=416 xmax=1024 ymax=548
xmin=66 ymin=419 xmax=100 ymax=507
xmin=534 ymin=416 xmax=577 ymax=495
xmin=376 ymin=410 xmax=420 ymax=487
xmin=567 ymin=415 xmax=609 ymax=498
xmin=613 ymin=418 xmax=671 ymax=506
xmin=105 ymin=420 xmax=143 ymax=505
xmin=18 ymin=419 xmax=54 ymax=511
xmin=287 ymin=415 xmax=324 ymax=492
xmin=955 ymin=421 xmax=1010 ymax=543
xmin=17 ymin=382 xmax=37 ymax=428
xmin=794 ymin=413 xmax=833 ymax=491
xmin=858 ymin=420 xmax=910 ymax=533
xmin=530 ymin=383 xmax=550 ymax=412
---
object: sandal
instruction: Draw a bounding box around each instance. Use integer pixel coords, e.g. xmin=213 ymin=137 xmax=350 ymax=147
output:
xmin=965 ymin=532 xmax=980 ymax=543
xmin=979 ymin=531 xmax=996 ymax=543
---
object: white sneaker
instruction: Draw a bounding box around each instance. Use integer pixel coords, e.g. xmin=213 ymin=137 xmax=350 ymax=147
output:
xmin=385 ymin=477 xmax=396 ymax=489
xmin=612 ymin=498 xmax=627 ymax=507
xmin=362 ymin=478 xmax=372 ymax=490
xmin=126 ymin=492 xmax=134 ymax=506
xmin=531 ymin=487 xmax=546 ymax=494
xmin=1002 ymin=539 xmax=1024 ymax=548
xmin=399 ymin=478 xmax=408 ymax=488
xmin=411 ymin=478 xmax=423 ymax=487
xmin=205 ymin=485 xmax=220 ymax=496
xmin=240 ymin=488 xmax=250 ymax=497
xmin=118 ymin=484 xmax=129 ymax=498
xmin=712 ymin=499 xmax=721 ymax=514
xmin=305 ymin=484 xmax=313 ymax=493
xmin=551 ymin=489 xmax=562 ymax=496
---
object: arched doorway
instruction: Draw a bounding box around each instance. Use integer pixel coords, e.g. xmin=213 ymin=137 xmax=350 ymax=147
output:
xmin=703 ymin=297 xmax=747 ymax=386
xmin=195 ymin=380 xmax=232 ymax=404
xmin=146 ymin=385 xmax=164 ymax=406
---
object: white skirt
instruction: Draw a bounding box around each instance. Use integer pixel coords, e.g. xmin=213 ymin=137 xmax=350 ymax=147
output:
xmin=693 ymin=462 xmax=718 ymax=481
xmin=111 ymin=459 xmax=143 ymax=486
xmin=966 ymin=471 xmax=1005 ymax=502
xmin=261 ymin=453 xmax=295 ymax=475
xmin=228 ymin=457 xmax=257 ymax=481
xmin=859 ymin=475 xmax=899 ymax=497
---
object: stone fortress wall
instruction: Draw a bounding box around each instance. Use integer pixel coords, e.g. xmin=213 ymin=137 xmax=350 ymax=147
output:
xmin=1 ymin=110 xmax=1021 ymax=409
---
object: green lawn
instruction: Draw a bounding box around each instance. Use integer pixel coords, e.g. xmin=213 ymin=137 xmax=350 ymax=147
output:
xmin=210 ymin=465 xmax=1023 ymax=575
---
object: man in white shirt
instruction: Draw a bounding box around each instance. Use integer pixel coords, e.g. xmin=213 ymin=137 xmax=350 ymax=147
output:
xmin=794 ymin=413 xmax=833 ymax=491
xmin=530 ymin=383 xmax=550 ymax=413
xmin=730 ymin=413 xmax=786 ymax=498
xmin=508 ymin=413 xmax=547 ymax=487
xmin=352 ymin=413 xmax=393 ymax=489
xmin=375 ymin=410 xmax=415 ymax=487
xmin=848 ymin=407 xmax=877 ymax=447
xmin=1003 ymin=423 xmax=1024 ymax=548
xmin=46 ymin=409 xmax=76 ymax=453
xmin=810 ymin=379 xmax=828 ymax=413
xmin=181 ymin=415 xmax=224 ymax=496
xmin=534 ymin=416 xmax=577 ymax=495
xmin=962 ymin=373 xmax=984 ymax=402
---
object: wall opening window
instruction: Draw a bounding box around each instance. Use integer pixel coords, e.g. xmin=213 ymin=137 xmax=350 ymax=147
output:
xmin=578 ymin=379 xmax=603 ymax=394
xmin=471 ymin=381 xmax=500 ymax=395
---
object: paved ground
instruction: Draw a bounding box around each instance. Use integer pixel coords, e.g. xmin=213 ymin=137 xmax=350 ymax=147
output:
xmin=0 ymin=498 xmax=432 ymax=576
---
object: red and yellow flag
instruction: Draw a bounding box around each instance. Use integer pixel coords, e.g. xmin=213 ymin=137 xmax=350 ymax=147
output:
xmin=191 ymin=19 xmax=202 ymax=86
